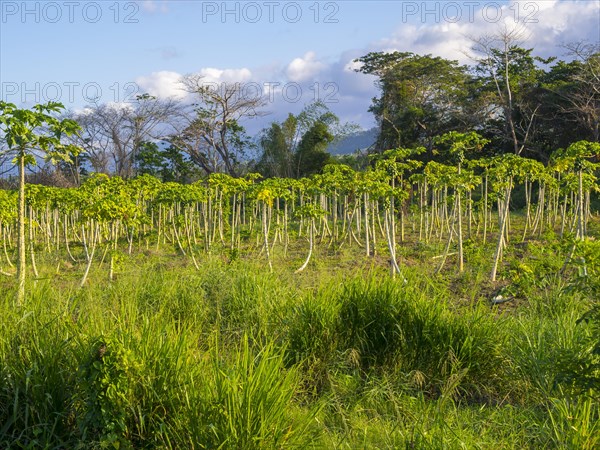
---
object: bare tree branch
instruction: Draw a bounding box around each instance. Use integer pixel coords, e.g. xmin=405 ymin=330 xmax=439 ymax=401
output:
xmin=171 ymin=75 xmax=268 ymax=176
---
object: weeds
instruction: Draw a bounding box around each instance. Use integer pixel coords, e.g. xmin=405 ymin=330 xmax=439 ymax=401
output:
xmin=0 ymin=241 xmax=598 ymax=448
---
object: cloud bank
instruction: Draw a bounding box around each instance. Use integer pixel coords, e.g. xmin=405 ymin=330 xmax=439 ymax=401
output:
xmin=136 ymin=0 xmax=600 ymax=133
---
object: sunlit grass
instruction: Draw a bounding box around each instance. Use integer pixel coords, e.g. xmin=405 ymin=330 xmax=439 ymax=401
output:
xmin=0 ymin=237 xmax=598 ymax=448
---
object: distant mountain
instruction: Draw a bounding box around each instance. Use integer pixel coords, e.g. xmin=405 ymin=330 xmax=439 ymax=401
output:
xmin=328 ymin=128 xmax=378 ymax=155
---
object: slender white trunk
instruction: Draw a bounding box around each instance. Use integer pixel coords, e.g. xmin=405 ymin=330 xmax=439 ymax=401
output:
xmin=491 ymin=182 xmax=512 ymax=282
xmin=16 ymin=153 xmax=26 ymax=306
xmin=295 ymin=218 xmax=314 ymax=273
xmin=262 ymin=202 xmax=272 ymax=272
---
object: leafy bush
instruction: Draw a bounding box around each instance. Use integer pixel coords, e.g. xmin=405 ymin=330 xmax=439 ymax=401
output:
xmin=77 ymin=335 xmax=142 ymax=448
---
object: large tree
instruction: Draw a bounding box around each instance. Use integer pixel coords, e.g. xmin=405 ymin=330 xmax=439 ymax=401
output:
xmin=135 ymin=141 xmax=198 ymax=183
xmin=469 ymin=27 xmax=552 ymax=157
xmin=255 ymin=114 xmax=297 ymax=178
xmin=557 ymin=42 xmax=600 ymax=143
xmin=256 ymin=102 xmax=357 ymax=178
xmin=71 ymin=94 xmax=179 ymax=178
xmin=294 ymin=121 xmax=334 ymax=178
xmin=354 ymin=51 xmax=471 ymax=153
xmin=171 ymin=75 xmax=266 ymax=176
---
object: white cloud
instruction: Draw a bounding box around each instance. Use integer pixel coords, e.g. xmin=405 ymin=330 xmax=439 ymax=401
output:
xmin=135 ymin=71 xmax=186 ymax=100
xmin=286 ymin=51 xmax=326 ymax=82
xmin=373 ymin=0 xmax=599 ymax=63
xmin=196 ymin=67 xmax=253 ymax=84
xmin=105 ymin=101 xmax=135 ymax=112
xmin=73 ymin=102 xmax=133 ymax=116
xmin=534 ymin=0 xmax=559 ymax=11
xmin=344 ymin=59 xmax=364 ymax=73
xmin=140 ymin=1 xmax=169 ymax=13
xmin=135 ymin=67 xmax=255 ymax=103
xmin=73 ymin=106 xmax=94 ymax=116
xmin=523 ymin=0 xmax=600 ymax=54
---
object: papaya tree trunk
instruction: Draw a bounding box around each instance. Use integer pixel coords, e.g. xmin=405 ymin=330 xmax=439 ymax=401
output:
xmin=295 ymin=217 xmax=314 ymax=273
xmin=491 ymin=181 xmax=512 ymax=282
xmin=262 ymin=202 xmax=272 ymax=272
xmin=456 ymin=164 xmax=464 ymax=272
xmin=16 ymin=153 xmax=26 ymax=306
xmin=577 ymin=169 xmax=585 ymax=240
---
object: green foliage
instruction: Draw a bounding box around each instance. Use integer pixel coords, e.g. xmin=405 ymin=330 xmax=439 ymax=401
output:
xmin=0 ymin=293 xmax=78 ymax=448
xmin=0 ymin=190 xmax=17 ymax=223
xmin=294 ymin=122 xmax=335 ymax=177
xmin=354 ymin=45 xmax=600 ymax=160
xmin=77 ymin=336 xmax=142 ymax=448
xmin=559 ymin=240 xmax=600 ymax=396
xmin=0 ymin=109 xmax=599 ymax=448
xmin=256 ymin=118 xmax=296 ymax=178
xmin=135 ymin=141 xmax=198 ymax=183
xmin=79 ymin=174 xmax=140 ymax=225
xmin=547 ymin=393 xmax=600 ymax=449
xmin=286 ymin=277 xmax=506 ymax=398
xmin=185 ymin=336 xmax=319 ymax=449
xmin=354 ymin=52 xmax=471 ymax=151
xmin=1 ymin=250 xmax=600 ymax=448
xmin=433 ymin=131 xmax=489 ymax=166
xmin=256 ymin=102 xmax=355 ymax=179
xmin=0 ymin=101 xmax=82 ymax=164
xmin=0 ymin=100 xmax=83 ymax=305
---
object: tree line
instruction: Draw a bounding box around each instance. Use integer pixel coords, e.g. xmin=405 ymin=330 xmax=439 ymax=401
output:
xmin=356 ymin=32 xmax=599 ymax=162
xmin=1 ymin=32 xmax=598 ymax=189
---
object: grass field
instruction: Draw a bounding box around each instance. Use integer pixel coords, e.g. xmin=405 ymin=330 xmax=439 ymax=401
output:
xmin=0 ymin=214 xmax=599 ymax=449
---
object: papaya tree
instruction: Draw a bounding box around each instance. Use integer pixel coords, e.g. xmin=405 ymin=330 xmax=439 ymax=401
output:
xmin=488 ymin=153 xmax=531 ymax=281
xmin=434 ymin=131 xmax=488 ymax=272
xmin=374 ymin=147 xmax=422 ymax=276
xmin=0 ymin=189 xmax=17 ymax=275
xmin=294 ymin=201 xmax=325 ymax=273
xmin=0 ymin=101 xmax=81 ymax=305
xmin=553 ymin=141 xmax=600 ymax=240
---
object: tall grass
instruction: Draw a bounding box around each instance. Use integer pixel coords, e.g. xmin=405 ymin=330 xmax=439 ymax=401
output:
xmin=286 ymin=276 xmax=508 ymax=400
xmin=0 ymin=261 xmax=317 ymax=448
xmin=0 ymin=249 xmax=598 ymax=448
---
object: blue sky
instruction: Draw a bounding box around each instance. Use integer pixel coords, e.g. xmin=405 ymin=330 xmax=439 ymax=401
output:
xmin=1 ymin=0 xmax=599 ymax=133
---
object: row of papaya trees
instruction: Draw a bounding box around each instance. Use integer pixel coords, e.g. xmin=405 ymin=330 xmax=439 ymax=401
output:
xmin=1 ymin=134 xmax=598 ymax=302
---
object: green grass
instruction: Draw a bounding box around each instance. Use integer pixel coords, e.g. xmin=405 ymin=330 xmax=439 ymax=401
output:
xmin=0 ymin=230 xmax=598 ymax=448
